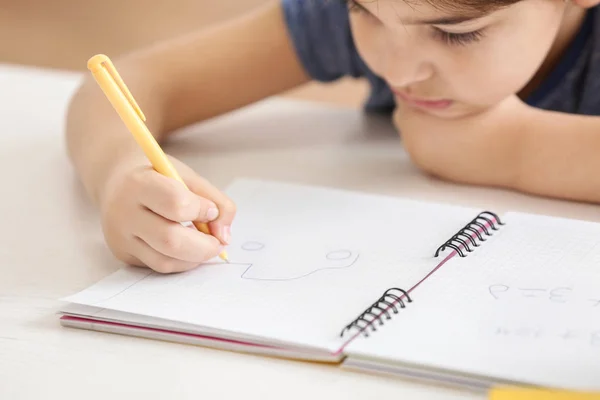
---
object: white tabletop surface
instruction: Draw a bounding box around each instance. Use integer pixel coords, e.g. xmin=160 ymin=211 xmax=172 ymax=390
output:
xmin=1 ymin=63 xmax=599 ymax=400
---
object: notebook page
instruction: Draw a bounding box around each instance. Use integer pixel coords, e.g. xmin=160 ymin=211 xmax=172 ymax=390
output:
xmin=62 ymin=179 xmax=486 ymax=352
xmin=344 ymin=211 xmax=600 ymax=390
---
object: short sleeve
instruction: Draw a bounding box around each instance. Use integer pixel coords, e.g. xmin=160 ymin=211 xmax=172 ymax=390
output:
xmin=281 ymin=0 xmax=367 ymax=81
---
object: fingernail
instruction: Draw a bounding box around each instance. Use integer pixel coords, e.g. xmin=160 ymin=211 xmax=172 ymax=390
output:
xmin=206 ymin=207 xmax=219 ymax=221
xmin=222 ymin=225 xmax=231 ymax=244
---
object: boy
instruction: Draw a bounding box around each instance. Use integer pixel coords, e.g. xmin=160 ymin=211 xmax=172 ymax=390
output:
xmin=65 ymin=0 xmax=600 ymax=273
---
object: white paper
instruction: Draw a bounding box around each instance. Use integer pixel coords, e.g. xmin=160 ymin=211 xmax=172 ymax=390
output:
xmin=344 ymin=211 xmax=600 ymax=390
xmin=62 ymin=179 xmax=486 ymax=352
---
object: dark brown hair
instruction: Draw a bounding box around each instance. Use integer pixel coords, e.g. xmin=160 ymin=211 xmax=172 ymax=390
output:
xmin=418 ymin=0 xmax=522 ymax=13
xmin=349 ymin=0 xmax=523 ymax=14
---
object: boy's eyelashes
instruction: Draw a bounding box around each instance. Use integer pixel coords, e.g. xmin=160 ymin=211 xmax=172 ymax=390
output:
xmin=433 ymin=28 xmax=486 ymax=46
xmin=345 ymin=0 xmax=486 ymax=47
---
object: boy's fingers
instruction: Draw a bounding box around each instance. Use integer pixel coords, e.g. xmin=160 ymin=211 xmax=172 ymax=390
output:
xmin=133 ymin=209 xmax=223 ymax=263
xmin=138 ymin=172 xmax=220 ymax=223
xmin=129 ymin=237 xmax=200 ymax=274
xmin=178 ymin=168 xmax=237 ymax=245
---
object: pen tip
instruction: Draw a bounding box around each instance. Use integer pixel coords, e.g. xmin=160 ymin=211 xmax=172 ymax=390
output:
xmin=220 ymin=249 xmax=230 ymax=263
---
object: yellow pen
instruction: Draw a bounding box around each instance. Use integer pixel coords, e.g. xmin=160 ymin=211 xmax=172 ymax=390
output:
xmin=87 ymin=54 xmax=229 ymax=262
xmin=490 ymin=387 xmax=600 ymax=400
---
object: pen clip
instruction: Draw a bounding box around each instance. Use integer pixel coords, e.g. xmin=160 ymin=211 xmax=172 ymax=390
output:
xmin=88 ymin=54 xmax=146 ymax=122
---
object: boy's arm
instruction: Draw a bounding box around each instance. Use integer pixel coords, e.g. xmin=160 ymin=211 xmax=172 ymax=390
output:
xmin=515 ymin=108 xmax=600 ymax=203
xmin=395 ymin=96 xmax=600 ymax=204
xmin=66 ymin=1 xmax=309 ymax=204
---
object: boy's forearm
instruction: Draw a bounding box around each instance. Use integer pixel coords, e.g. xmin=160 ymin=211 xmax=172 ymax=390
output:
xmin=65 ymin=1 xmax=308 ymax=205
xmin=514 ymin=109 xmax=600 ymax=203
xmin=65 ymin=64 xmax=167 ymax=205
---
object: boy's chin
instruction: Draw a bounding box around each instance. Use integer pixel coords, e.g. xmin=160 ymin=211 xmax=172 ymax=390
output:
xmin=425 ymin=102 xmax=503 ymax=119
xmin=401 ymin=102 xmax=480 ymax=119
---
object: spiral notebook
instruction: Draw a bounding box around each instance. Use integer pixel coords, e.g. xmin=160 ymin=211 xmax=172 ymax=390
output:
xmin=59 ymin=179 xmax=600 ymax=392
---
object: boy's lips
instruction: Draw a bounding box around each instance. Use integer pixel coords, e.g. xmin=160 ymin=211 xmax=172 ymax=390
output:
xmin=393 ymin=90 xmax=453 ymax=110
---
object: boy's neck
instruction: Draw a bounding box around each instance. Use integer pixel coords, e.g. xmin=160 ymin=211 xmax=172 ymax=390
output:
xmin=519 ymin=4 xmax=588 ymax=100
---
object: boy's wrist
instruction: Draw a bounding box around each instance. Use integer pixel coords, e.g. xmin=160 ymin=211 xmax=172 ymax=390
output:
xmin=93 ymin=149 xmax=150 ymax=207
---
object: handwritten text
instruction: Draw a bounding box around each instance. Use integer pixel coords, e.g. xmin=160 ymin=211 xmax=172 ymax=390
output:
xmin=494 ymin=326 xmax=600 ymax=348
xmin=488 ymin=284 xmax=599 ymax=309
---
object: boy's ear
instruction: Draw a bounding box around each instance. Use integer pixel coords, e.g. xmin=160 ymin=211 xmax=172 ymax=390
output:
xmin=571 ymin=0 xmax=600 ymax=8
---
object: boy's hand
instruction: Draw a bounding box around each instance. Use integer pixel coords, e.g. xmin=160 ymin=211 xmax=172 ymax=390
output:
xmin=99 ymin=155 xmax=236 ymax=274
xmin=394 ymin=95 xmax=530 ymax=189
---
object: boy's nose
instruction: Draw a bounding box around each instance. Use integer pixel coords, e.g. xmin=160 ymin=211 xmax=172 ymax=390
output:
xmin=381 ymin=38 xmax=434 ymax=88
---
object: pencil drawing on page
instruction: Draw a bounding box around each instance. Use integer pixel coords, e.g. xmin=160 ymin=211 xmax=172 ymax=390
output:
xmin=235 ymin=241 xmax=360 ymax=281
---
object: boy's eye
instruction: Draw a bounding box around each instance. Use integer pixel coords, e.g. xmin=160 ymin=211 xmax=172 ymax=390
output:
xmin=345 ymin=0 xmax=486 ymax=47
xmin=433 ymin=28 xmax=486 ymax=46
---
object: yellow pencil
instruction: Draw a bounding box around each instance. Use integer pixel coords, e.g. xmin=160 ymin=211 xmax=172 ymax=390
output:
xmin=87 ymin=54 xmax=229 ymax=262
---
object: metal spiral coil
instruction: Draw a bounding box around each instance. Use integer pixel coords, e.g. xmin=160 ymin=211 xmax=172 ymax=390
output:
xmin=340 ymin=288 xmax=412 ymax=338
xmin=435 ymin=211 xmax=505 ymax=258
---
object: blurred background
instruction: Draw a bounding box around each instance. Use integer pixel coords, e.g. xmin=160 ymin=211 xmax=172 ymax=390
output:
xmin=0 ymin=0 xmax=367 ymax=107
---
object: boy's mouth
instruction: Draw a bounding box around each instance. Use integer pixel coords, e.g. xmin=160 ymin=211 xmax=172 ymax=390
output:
xmin=393 ymin=90 xmax=453 ymax=111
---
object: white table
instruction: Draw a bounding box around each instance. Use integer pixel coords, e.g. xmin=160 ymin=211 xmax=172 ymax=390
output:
xmin=1 ymin=64 xmax=598 ymax=400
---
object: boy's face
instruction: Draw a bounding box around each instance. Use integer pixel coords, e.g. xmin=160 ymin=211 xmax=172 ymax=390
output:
xmin=348 ymin=0 xmax=573 ymax=118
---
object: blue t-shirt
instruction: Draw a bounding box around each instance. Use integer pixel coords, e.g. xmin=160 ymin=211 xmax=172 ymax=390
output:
xmin=281 ymin=0 xmax=600 ymax=115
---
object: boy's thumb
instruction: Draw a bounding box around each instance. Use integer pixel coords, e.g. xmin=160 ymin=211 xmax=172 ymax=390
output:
xmin=177 ymin=164 xmax=237 ymax=245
